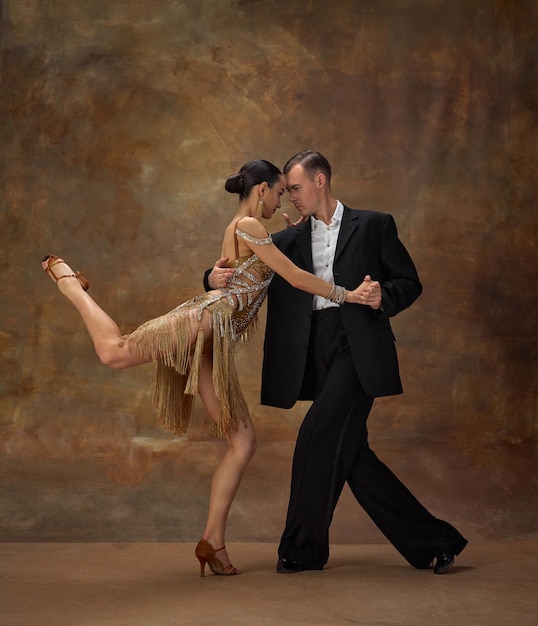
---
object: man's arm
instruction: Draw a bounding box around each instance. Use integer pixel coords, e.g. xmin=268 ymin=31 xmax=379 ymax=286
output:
xmin=377 ymin=214 xmax=422 ymax=317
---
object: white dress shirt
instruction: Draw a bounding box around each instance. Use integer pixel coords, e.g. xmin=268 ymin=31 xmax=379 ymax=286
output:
xmin=311 ymin=201 xmax=344 ymax=310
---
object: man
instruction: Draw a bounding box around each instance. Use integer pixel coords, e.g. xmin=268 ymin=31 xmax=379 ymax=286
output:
xmin=206 ymin=150 xmax=467 ymax=574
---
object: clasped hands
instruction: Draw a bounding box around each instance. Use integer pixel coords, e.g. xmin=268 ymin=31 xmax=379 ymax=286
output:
xmin=349 ymin=275 xmax=382 ymax=309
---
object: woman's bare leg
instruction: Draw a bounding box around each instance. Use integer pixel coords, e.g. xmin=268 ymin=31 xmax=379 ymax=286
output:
xmin=42 ymin=257 xmax=151 ymax=369
xmin=44 ymin=257 xmax=255 ymax=569
xmin=197 ymin=349 xmax=257 ymax=573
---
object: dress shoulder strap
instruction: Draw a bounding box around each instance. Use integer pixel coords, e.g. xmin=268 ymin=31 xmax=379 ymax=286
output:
xmin=235 ymin=228 xmax=272 ymax=246
xmin=232 ymin=217 xmax=272 ymax=255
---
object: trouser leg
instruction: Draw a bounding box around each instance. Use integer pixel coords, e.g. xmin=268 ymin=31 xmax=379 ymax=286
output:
xmin=278 ymin=309 xmax=467 ymax=569
xmin=278 ymin=310 xmax=371 ymax=568
xmin=346 ymin=433 xmax=467 ymax=568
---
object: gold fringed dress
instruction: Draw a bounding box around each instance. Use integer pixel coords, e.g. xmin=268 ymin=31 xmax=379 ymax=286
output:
xmin=119 ymin=228 xmax=274 ymax=437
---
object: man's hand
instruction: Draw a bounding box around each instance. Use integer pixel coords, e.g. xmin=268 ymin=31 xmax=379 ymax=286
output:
xmin=282 ymin=213 xmax=308 ymax=228
xmin=207 ymin=257 xmax=234 ymax=289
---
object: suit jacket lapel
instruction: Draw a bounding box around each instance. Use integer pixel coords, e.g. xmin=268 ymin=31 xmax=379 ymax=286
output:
xmin=294 ymin=221 xmax=314 ymax=272
xmin=335 ymin=206 xmax=359 ymax=263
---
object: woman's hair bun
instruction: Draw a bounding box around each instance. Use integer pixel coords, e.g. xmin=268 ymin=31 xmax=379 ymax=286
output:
xmin=225 ymin=173 xmax=243 ymax=195
xmin=224 ymin=160 xmax=281 ymax=200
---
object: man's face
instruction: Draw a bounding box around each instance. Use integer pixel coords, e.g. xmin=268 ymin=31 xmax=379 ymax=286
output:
xmin=285 ymin=164 xmax=320 ymax=218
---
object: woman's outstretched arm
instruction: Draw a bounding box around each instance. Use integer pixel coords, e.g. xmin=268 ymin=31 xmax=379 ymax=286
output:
xmin=236 ymin=217 xmax=381 ymax=309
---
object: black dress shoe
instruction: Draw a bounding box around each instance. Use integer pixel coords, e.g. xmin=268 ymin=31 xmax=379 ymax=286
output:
xmin=433 ymin=550 xmax=455 ymax=574
xmin=433 ymin=537 xmax=468 ymax=574
xmin=276 ymin=558 xmax=306 ymax=574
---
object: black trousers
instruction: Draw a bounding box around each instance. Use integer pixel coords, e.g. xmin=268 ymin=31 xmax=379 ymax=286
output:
xmin=278 ymin=309 xmax=467 ymax=569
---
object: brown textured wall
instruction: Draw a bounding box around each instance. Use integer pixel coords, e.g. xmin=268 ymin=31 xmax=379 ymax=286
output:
xmin=1 ymin=0 xmax=537 ymax=543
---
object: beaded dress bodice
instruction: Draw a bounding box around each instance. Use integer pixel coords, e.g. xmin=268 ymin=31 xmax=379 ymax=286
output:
xmin=184 ymin=227 xmax=274 ymax=341
xmin=213 ymin=228 xmax=274 ymax=339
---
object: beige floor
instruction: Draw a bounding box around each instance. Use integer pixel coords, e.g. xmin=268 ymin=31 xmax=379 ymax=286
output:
xmin=1 ymin=541 xmax=536 ymax=626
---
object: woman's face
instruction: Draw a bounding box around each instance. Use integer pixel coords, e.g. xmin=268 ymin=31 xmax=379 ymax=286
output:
xmin=262 ymin=174 xmax=286 ymax=219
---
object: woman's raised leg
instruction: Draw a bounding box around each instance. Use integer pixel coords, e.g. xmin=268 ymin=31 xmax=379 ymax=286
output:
xmin=42 ymin=256 xmax=151 ymax=369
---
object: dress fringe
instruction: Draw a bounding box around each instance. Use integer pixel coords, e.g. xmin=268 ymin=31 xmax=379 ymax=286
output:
xmin=119 ymin=300 xmax=252 ymax=438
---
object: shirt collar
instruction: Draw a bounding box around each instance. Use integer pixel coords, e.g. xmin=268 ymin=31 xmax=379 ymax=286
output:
xmin=310 ymin=200 xmax=344 ymax=229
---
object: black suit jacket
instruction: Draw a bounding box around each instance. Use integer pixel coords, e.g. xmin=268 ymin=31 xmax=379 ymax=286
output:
xmin=260 ymin=206 xmax=422 ymax=408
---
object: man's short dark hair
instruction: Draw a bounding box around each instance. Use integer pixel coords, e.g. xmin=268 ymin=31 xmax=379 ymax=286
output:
xmin=283 ymin=150 xmax=332 ymax=184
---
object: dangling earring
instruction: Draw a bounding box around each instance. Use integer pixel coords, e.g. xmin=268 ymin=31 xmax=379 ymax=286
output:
xmin=256 ymin=198 xmax=263 ymax=221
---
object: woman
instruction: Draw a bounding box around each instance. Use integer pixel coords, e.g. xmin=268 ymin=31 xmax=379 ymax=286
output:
xmin=41 ymin=159 xmax=366 ymax=577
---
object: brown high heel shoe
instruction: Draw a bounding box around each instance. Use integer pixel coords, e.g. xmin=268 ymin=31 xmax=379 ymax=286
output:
xmin=195 ymin=539 xmax=239 ymax=577
xmin=42 ymin=255 xmax=89 ymax=291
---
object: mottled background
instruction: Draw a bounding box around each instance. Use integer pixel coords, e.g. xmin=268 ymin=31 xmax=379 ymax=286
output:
xmin=1 ymin=0 xmax=536 ymax=544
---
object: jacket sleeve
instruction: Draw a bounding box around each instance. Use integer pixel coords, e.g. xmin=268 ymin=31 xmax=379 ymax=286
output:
xmin=376 ymin=214 xmax=422 ymax=318
xmin=203 ymin=268 xmax=211 ymax=292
